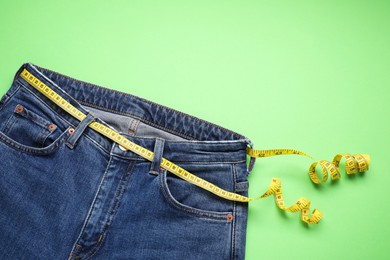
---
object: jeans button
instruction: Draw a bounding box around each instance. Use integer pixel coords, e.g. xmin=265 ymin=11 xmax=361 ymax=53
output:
xmin=15 ymin=105 xmax=24 ymax=113
xmin=48 ymin=123 xmax=57 ymax=131
xmin=68 ymin=128 xmax=75 ymax=135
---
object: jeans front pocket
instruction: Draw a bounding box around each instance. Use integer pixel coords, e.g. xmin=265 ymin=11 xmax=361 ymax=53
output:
xmin=159 ymin=163 xmax=237 ymax=221
xmin=0 ymin=103 xmax=70 ymax=155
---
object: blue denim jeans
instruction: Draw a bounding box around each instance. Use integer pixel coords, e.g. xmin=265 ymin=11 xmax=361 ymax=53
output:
xmin=0 ymin=63 xmax=251 ymax=259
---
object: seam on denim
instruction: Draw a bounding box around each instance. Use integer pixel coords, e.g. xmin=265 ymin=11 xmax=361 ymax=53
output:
xmin=38 ymin=129 xmax=52 ymax=148
xmin=0 ymin=129 xmax=69 ymax=155
xmin=160 ymin=171 xmax=232 ymax=222
xmin=84 ymin=233 xmax=106 ymax=260
xmin=231 ymin=208 xmax=237 ymax=260
xmin=17 ymin=82 xmax=111 ymax=155
xmin=110 ymin=154 xmax=146 ymax=161
xmin=84 ymin=161 xmax=136 ymax=259
xmin=69 ymin=244 xmax=83 ymax=260
xmin=78 ymin=100 xmax=198 ymax=141
xmin=0 ymin=94 xmax=9 ymax=110
xmin=68 ymin=155 xmax=114 ymax=259
xmin=163 ymin=139 xmax=248 ymax=145
xmin=169 ymin=160 xmax=247 ymax=165
xmin=232 ymin=164 xmax=238 ymax=260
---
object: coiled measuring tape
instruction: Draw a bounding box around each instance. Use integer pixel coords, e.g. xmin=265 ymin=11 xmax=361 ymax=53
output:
xmin=20 ymin=69 xmax=370 ymax=224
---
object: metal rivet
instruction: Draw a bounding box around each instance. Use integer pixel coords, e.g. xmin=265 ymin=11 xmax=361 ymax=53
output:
xmin=48 ymin=123 xmax=57 ymax=131
xmin=119 ymin=145 xmax=127 ymax=151
xmin=226 ymin=213 xmax=234 ymax=221
xmin=68 ymin=128 xmax=75 ymax=135
xmin=15 ymin=105 xmax=24 ymax=113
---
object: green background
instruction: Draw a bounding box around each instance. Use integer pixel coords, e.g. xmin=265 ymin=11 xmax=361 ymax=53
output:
xmin=0 ymin=1 xmax=388 ymax=259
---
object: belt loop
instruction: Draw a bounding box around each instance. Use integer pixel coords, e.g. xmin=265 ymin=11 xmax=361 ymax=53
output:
xmin=247 ymin=157 xmax=256 ymax=175
xmin=246 ymin=140 xmax=255 ymax=175
xmin=149 ymin=138 xmax=165 ymax=175
xmin=66 ymin=113 xmax=95 ymax=149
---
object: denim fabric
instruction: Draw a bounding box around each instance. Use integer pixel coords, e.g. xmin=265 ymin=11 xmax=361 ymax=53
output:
xmin=0 ymin=63 xmax=251 ymax=259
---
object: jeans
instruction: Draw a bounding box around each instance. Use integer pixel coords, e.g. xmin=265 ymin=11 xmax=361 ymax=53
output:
xmin=0 ymin=63 xmax=251 ymax=259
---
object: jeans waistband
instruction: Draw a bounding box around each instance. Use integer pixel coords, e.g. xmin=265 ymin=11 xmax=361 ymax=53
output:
xmin=12 ymin=63 xmax=251 ymax=162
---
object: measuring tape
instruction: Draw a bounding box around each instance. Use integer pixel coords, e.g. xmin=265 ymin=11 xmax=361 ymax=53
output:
xmin=20 ymin=69 xmax=370 ymax=225
xmin=246 ymin=148 xmax=370 ymax=184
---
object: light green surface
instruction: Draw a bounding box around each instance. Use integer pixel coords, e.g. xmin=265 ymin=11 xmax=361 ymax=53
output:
xmin=0 ymin=1 xmax=388 ymax=259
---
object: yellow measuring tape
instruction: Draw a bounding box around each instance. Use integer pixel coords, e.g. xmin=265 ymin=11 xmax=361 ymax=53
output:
xmin=20 ymin=69 xmax=370 ymax=224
